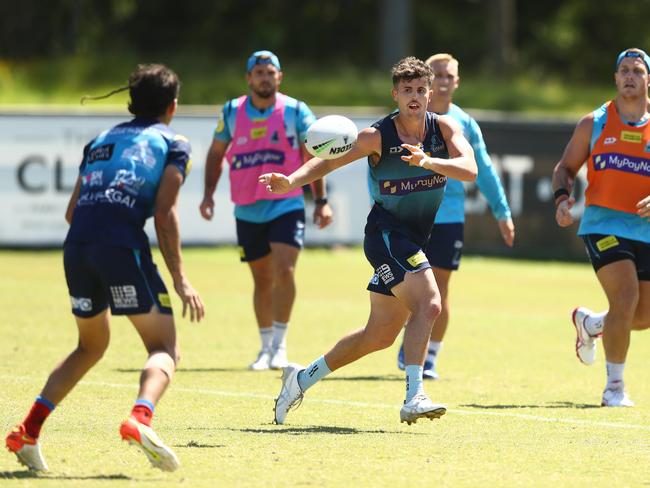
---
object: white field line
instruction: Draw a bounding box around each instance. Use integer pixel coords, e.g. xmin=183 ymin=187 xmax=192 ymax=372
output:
xmin=3 ymin=375 xmax=650 ymax=432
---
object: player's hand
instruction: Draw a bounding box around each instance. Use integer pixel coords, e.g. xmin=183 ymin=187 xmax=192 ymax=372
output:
xmin=259 ymin=173 xmax=292 ymax=195
xmin=498 ymin=218 xmax=515 ymax=247
xmin=400 ymin=143 xmax=429 ymax=168
xmin=313 ymin=202 xmax=333 ymax=229
xmin=174 ymin=277 xmax=205 ymax=323
xmin=199 ymin=196 xmax=215 ymax=221
xmin=555 ymin=197 xmax=575 ymax=227
xmin=636 ymin=195 xmax=650 ymax=220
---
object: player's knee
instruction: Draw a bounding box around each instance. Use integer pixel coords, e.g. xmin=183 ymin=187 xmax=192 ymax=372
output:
xmin=419 ymin=298 xmax=442 ymax=323
xmin=274 ymin=265 xmax=296 ymax=285
xmin=145 ymin=350 xmax=176 ymax=379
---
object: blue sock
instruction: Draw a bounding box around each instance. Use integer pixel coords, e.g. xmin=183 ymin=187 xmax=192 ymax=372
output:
xmin=297 ymin=356 xmax=332 ymax=392
xmin=134 ymin=398 xmax=155 ymax=412
xmin=405 ymin=365 xmax=424 ymax=402
xmin=35 ymin=395 xmax=56 ymax=411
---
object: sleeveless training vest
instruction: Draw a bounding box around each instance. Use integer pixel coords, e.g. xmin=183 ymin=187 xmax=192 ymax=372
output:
xmin=225 ymin=93 xmax=303 ymax=205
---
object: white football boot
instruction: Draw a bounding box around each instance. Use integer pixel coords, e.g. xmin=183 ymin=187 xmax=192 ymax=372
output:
xmin=5 ymin=425 xmax=48 ymax=471
xmin=601 ymin=383 xmax=634 ymax=407
xmin=249 ymin=349 xmax=272 ymax=371
xmin=119 ymin=418 xmax=180 ymax=472
xmin=270 ymin=347 xmax=289 ymax=370
xmin=571 ymin=307 xmax=599 ymax=365
xmin=400 ymin=393 xmax=447 ymax=425
xmin=274 ymin=363 xmax=304 ymax=424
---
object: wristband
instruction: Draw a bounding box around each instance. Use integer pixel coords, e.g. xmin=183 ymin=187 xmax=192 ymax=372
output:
xmin=314 ymin=197 xmax=328 ymax=205
xmin=553 ymin=188 xmax=570 ymax=204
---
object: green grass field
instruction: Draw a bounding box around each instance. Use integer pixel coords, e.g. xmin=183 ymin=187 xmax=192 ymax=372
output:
xmin=1 ymin=248 xmax=649 ymax=487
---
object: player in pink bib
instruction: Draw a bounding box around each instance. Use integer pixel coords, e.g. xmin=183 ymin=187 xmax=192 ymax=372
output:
xmin=200 ymin=50 xmax=333 ymax=370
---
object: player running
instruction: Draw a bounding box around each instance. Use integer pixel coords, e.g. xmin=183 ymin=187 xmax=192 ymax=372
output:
xmin=5 ymin=64 xmax=204 ymax=472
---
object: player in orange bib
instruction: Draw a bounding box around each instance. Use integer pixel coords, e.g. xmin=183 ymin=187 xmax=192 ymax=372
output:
xmin=553 ymin=48 xmax=650 ymax=407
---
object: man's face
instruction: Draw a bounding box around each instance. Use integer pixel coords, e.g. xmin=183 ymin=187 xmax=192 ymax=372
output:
xmin=430 ymin=60 xmax=459 ymax=98
xmin=392 ymin=77 xmax=431 ymax=116
xmin=615 ymin=57 xmax=649 ymax=99
xmin=247 ymin=63 xmax=282 ymax=98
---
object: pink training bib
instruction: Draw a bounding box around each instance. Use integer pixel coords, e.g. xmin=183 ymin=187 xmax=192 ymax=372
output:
xmin=225 ymin=93 xmax=303 ymax=205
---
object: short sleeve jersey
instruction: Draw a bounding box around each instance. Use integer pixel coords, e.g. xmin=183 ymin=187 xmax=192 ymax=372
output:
xmin=65 ymin=118 xmax=192 ymax=249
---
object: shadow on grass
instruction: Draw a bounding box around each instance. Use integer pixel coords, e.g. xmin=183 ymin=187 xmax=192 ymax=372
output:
xmin=322 ymin=374 xmax=403 ymax=382
xmin=459 ymin=401 xmax=600 ymax=410
xmin=0 ymin=471 xmax=131 ymax=480
xmin=233 ymin=426 xmax=424 ymax=436
xmin=175 ymin=441 xmax=226 ymax=449
xmin=115 ymin=367 xmax=248 ymax=373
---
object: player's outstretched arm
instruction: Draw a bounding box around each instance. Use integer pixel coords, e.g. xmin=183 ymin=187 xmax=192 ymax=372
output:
xmin=401 ymin=116 xmax=477 ymax=182
xmin=199 ymin=139 xmax=228 ymax=221
xmin=259 ymin=128 xmax=380 ymax=195
xmin=552 ymin=114 xmax=592 ymax=227
xmin=155 ymin=165 xmax=205 ymax=322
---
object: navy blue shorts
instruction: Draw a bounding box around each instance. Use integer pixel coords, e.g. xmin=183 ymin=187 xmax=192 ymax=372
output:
xmin=365 ymin=228 xmax=431 ymax=296
xmin=582 ymin=234 xmax=650 ymax=280
xmin=236 ymin=209 xmax=305 ymax=262
xmin=64 ymin=243 xmax=172 ymax=317
xmin=425 ymin=223 xmax=464 ymax=270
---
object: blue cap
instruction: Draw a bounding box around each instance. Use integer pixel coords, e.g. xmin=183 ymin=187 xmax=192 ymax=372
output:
xmin=246 ymin=50 xmax=281 ymax=72
xmin=615 ymin=48 xmax=650 ymax=72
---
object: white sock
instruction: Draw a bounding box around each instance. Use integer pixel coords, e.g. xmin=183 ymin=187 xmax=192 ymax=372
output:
xmin=584 ymin=311 xmax=607 ymax=336
xmin=606 ymin=361 xmax=625 ymax=389
xmin=259 ymin=327 xmax=273 ymax=352
xmin=427 ymin=340 xmax=442 ymax=365
xmin=272 ymin=321 xmax=288 ymax=351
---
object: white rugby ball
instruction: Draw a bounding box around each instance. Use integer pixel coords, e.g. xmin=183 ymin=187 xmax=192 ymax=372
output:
xmin=305 ymin=115 xmax=358 ymax=160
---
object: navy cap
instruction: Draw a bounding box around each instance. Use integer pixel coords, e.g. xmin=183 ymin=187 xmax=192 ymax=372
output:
xmin=616 ymin=48 xmax=650 ymax=72
xmin=246 ymin=50 xmax=281 ymax=72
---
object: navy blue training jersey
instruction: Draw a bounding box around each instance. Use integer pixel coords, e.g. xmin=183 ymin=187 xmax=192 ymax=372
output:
xmin=65 ymin=117 xmax=192 ymax=249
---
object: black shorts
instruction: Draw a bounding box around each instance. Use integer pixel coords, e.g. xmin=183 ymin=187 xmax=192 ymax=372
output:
xmin=425 ymin=223 xmax=464 ymax=270
xmin=365 ymin=228 xmax=431 ymax=296
xmin=236 ymin=209 xmax=305 ymax=262
xmin=64 ymin=243 xmax=172 ymax=317
xmin=582 ymin=234 xmax=650 ymax=280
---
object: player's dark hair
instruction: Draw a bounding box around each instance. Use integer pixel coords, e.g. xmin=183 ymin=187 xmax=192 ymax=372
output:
xmin=80 ymin=64 xmax=180 ymax=118
xmin=391 ymin=57 xmax=433 ymax=87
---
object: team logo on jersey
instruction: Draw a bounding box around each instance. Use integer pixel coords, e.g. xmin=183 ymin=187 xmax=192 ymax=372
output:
xmin=121 ymin=141 xmax=156 ymax=169
xmin=369 ymin=273 xmax=380 ymax=286
xmin=406 ymin=251 xmax=428 ymax=267
xmin=604 ymin=137 xmax=617 ymax=145
xmin=110 ymin=285 xmax=138 ymax=309
xmin=596 ymin=235 xmax=619 ymax=252
xmin=70 ymin=296 xmax=92 ymax=312
xmin=86 ymin=143 xmax=115 ymax=164
xmin=270 ymin=130 xmax=279 ymax=144
xmin=377 ymin=264 xmax=395 ymax=284
xmin=251 ymin=126 xmax=268 ymax=139
xmin=430 ymin=135 xmax=444 ymax=152
xmin=389 ymin=146 xmax=404 ymax=154
xmin=236 ymin=136 xmax=248 ymax=145
xmin=621 ymin=131 xmax=642 ymax=143
xmin=81 ymin=170 xmax=103 ymax=187
xmin=110 ymin=169 xmax=145 ymax=196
